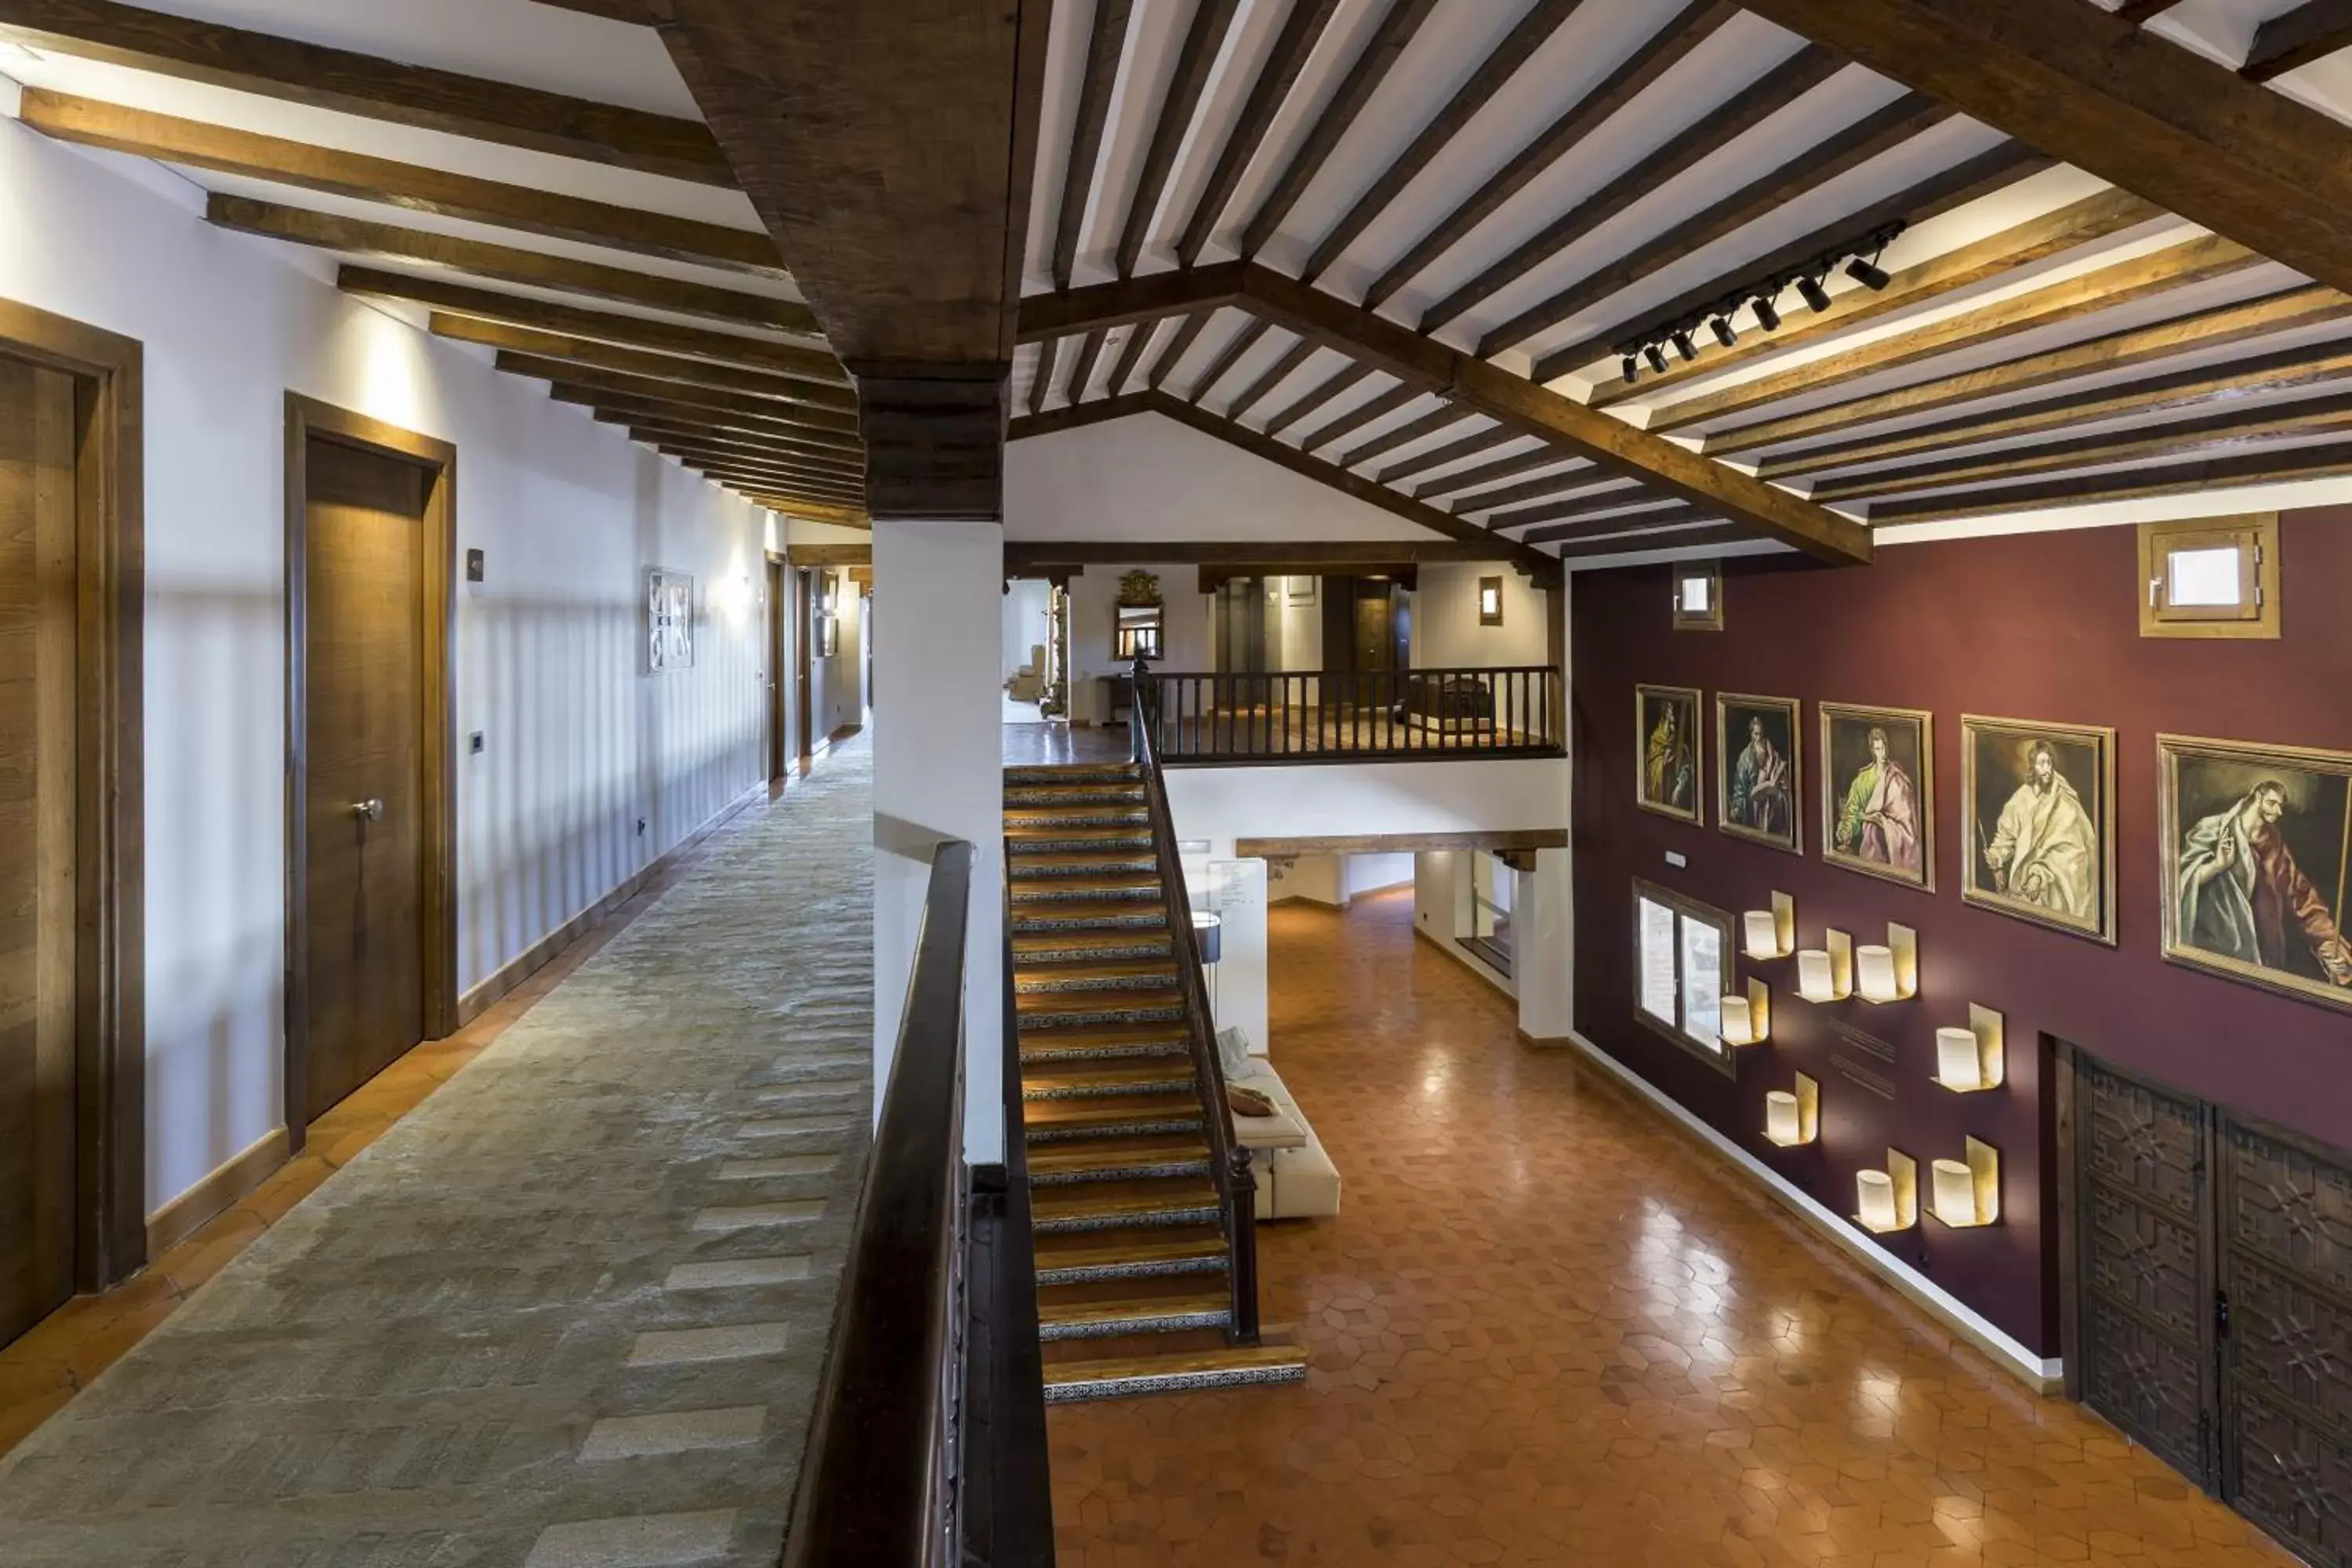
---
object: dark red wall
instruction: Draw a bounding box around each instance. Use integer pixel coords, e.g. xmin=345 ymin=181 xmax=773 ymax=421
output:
xmin=1570 ymin=510 xmax=2352 ymax=1357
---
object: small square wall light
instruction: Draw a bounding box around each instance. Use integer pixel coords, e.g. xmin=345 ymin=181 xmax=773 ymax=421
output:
xmin=1478 ymin=575 xmax=1504 ymax=626
xmin=1671 ymin=561 xmax=1722 ymax=631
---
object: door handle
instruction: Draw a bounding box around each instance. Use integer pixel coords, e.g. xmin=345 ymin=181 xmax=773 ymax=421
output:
xmin=351 ymin=798 xmax=385 ymax=822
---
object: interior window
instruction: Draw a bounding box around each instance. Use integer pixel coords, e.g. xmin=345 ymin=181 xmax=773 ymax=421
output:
xmin=1633 ymin=880 xmax=1735 ymax=1075
xmin=1638 ymin=896 xmax=1679 ymax=1025
xmin=2138 ymin=514 xmax=2278 ymax=638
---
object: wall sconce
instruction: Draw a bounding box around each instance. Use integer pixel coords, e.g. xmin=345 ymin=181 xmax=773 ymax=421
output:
xmin=1764 ymin=1073 xmax=1818 ymax=1147
xmin=1933 ymin=1006 xmax=2005 ymax=1093
xmin=1856 ymin=1150 xmax=1918 ymax=1234
xmin=1718 ymin=978 xmax=1771 ymax=1046
xmin=1478 ymin=575 xmax=1504 ymax=626
xmin=1795 ymin=929 xmax=1853 ymax=1002
xmin=1929 ymin=1138 xmax=2001 ymax=1228
xmin=1742 ymin=891 xmax=1795 ymax=960
xmin=1854 ymin=923 xmax=1918 ymax=1004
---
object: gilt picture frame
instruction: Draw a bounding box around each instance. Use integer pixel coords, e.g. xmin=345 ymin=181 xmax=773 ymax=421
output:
xmin=1961 ymin=716 xmax=2116 ymax=944
xmin=1635 ymin=684 xmax=1703 ymax=825
xmin=1715 ymin=693 xmax=1802 ymax=855
xmin=1820 ymin=702 xmax=1934 ymax=891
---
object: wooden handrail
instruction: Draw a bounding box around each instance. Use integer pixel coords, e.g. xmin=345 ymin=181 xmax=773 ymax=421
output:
xmin=1140 ymin=665 xmax=1562 ymax=764
xmin=1128 ymin=656 xmax=1261 ymax=1343
xmin=783 ymin=840 xmax=974 ymax=1568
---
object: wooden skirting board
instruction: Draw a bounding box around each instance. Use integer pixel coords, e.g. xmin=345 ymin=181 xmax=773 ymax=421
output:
xmin=457 ymin=778 xmax=769 ymax=1025
xmin=144 ymin=1127 xmax=289 ymax=1261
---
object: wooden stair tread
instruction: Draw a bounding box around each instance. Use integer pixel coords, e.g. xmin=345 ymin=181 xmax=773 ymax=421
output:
xmin=1037 ymin=1287 xmax=1231 ymax=1330
xmin=1028 ymin=1136 xmax=1208 ymax=1177
xmin=1033 ymin=1229 xmax=1229 ymax=1272
xmin=1008 ymin=902 xmax=1169 ymax=930
xmin=1006 ymin=824 xmax=1153 ymax=843
xmin=1011 ymin=929 xmax=1171 ymax=957
xmin=1007 ymin=848 xmax=1156 ymax=867
xmin=1015 ymin=959 xmax=1178 ymax=985
xmin=1023 ymin=1062 xmax=1199 ymax=1096
xmin=1022 ymin=1094 xmax=1203 ymax=1131
xmin=1042 ymin=1344 xmax=1308 ymax=1385
xmin=1008 ymin=877 xmax=1163 ymax=902
xmin=1015 ymin=988 xmax=1183 ymax=1018
xmin=1030 ymin=1180 xmax=1220 ymax=1224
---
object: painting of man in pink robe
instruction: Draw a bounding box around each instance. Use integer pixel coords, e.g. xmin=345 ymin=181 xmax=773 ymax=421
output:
xmin=1825 ymin=707 xmax=1933 ymax=888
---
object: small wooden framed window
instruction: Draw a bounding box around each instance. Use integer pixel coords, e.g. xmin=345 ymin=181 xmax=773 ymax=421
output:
xmin=1671 ymin=561 xmax=1723 ymax=631
xmin=1632 ymin=878 xmax=1735 ymax=1076
xmin=2138 ymin=514 xmax=2278 ymax=638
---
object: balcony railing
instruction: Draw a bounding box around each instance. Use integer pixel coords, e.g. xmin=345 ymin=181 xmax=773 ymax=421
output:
xmin=1139 ymin=666 xmax=1562 ymax=764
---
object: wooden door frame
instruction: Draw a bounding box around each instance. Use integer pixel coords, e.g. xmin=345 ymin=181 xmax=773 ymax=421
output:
xmin=793 ymin=566 xmax=815 ymax=763
xmin=764 ymin=550 xmax=788 ymax=783
xmin=0 ymin=298 xmax=147 ymax=1289
xmin=282 ymin=394 xmax=456 ymax=1152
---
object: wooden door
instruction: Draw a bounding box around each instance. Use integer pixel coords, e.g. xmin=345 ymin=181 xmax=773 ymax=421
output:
xmin=793 ymin=568 xmax=815 ymax=762
xmin=299 ymin=436 xmax=427 ymax=1122
xmin=2072 ymin=1051 xmax=2217 ymax=1486
xmin=0 ymin=355 xmax=79 ymax=1346
xmin=766 ymin=556 xmax=786 ymax=782
xmin=2218 ymin=1114 xmax=2352 ymax=1566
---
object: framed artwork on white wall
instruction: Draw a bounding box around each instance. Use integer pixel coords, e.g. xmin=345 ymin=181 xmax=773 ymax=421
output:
xmin=647 ymin=568 xmax=694 ymax=673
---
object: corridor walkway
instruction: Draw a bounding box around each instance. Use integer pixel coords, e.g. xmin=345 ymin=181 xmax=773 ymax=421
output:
xmin=0 ymin=742 xmax=875 ymax=1567
xmin=1046 ymin=891 xmax=2294 ymax=1568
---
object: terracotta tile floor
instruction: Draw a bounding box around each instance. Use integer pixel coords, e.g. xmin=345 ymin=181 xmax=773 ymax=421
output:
xmin=1045 ymin=891 xmax=2296 ymax=1568
xmin=0 ymin=775 xmax=792 ymax=1463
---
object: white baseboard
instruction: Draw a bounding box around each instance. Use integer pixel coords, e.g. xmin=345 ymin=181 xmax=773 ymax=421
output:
xmin=1555 ymin=1027 xmax=2062 ymax=1392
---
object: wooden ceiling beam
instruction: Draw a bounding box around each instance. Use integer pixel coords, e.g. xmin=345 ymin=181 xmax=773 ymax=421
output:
xmin=1475 ymin=93 xmax=1965 ymax=354
xmin=2242 ymin=0 xmax=2352 ymax=81
xmin=1063 ymin=328 xmax=1111 ymax=408
xmin=2114 ymin=1 xmax=2187 ymax=21
xmin=0 ymin=0 xmax=731 ymax=184
xmin=1236 ymin=0 xmax=1440 ymax=260
xmin=623 ymin=425 xmax=866 ymax=474
xmin=1146 ymin=312 xmax=1214 ymax=394
xmin=1334 ymin=405 xmax=1475 ymax=471
xmin=1705 ymin=284 xmax=2352 ymax=456
xmin=1174 ymin=0 xmax=1345 ymax=267
xmin=208 ymin=196 xmax=818 ymax=335
xmin=1518 ymin=501 xmax=1704 ymax=545
xmin=1552 ymin=520 xmax=1749 ymax=560
xmin=1459 ymin=472 xmax=1630 ymax=517
xmin=669 ymin=455 xmax=866 ymax=495
xmin=1584 ymin=187 xmax=2161 ymax=405
xmin=339 ymin=267 xmax=847 ymax=384
xmin=1227 ymin=336 xmax=1319 ymax=422
xmin=1113 ymin=0 xmax=1242 ymax=278
xmin=20 ymin=90 xmax=782 ymax=276
xmin=1101 ymin=318 xmax=1162 ymax=399
xmin=1759 ymin=337 xmax=2352 ymax=481
xmin=1864 ymin=437 xmax=2352 ymax=524
xmin=1420 ymin=448 xmax=1587 ymax=502
xmin=1016 ymin=262 xmax=1247 ymax=344
xmin=1418 ymin=44 xmax=1845 ymax=333
xmin=1498 ymin=493 xmax=1691 ymax=535
xmin=1811 ymin=389 xmax=2352 ymax=503
xmin=1372 ymin=430 xmax=1517 ymax=488
xmin=1301 ymin=0 xmax=1588 ymax=284
xmin=1000 ymin=536 xmax=1521 ymax=568
xmin=1265 ymin=362 xmax=1376 ymax=439
xmin=1006 ymin=393 xmax=1156 ymax=441
xmin=1051 ymin=0 xmax=1137 ymax=289
xmin=526 ymin=0 xmax=668 ymax=23
xmin=520 ymin=359 xmax=863 ymax=435
xmin=1027 ymin=336 xmax=1063 ymax=417
xmin=1294 ymin=383 xmax=1421 ymax=454
xmin=1184 ymin=318 xmax=1273 ymax=405
xmin=1362 ymin=0 xmax=1742 ymax=311
xmin=1649 ymin=233 xmax=2267 ymax=432
xmin=746 ymin=495 xmax=873 ymax=528
xmin=562 ymin=388 xmax=867 ymax=452
xmin=435 ymin=317 xmax=858 ymax=412
xmin=1529 ymin=148 xmax=2053 ymax=383
xmin=1734 ymin=0 xmax=2352 ymax=303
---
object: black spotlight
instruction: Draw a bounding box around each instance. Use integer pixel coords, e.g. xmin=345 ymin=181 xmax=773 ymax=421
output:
xmin=1751 ymin=293 xmax=1781 ymax=332
xmin=1621 ymin=355 xmax=1639 ymax=385
xmin=1709 ymin=316 xmax=1737 ymax=349
xmin=1846 ymin=256 xmax=1892 ymax=291
xmin=1644 ymin=343 xmax=1668 ymax=375
xmin=1795 ymin=272 xmax=1832 ymax=314
xmin=1670 ymin=330 xmax=1697 ymax=363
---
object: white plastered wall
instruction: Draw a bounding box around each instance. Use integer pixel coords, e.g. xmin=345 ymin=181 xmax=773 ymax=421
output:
xmin=0 ymin=120 xmax=769 ymax=1214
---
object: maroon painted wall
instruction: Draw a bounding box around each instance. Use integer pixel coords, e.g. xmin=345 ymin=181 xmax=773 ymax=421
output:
xmin=1570 ymin=510 xmax=2352 ymax=1357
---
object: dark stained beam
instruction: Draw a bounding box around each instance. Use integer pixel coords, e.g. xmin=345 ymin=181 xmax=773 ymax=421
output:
xmin=1504 ymin=495 xmax=1691 ymax=536
xmin=1584 ymin=187 xmax=2161 ymax=405
xmin=667 ymin=453 xmax=866 ymax=495
xmin=1528 ymin=147 xmax=2056 ymax=384
xmin=1006 ymin=394 xmax=1152 ymax=441
xmin=1811 ymin=390 xmax=2352 ymax=503
xmin=1265 ymin=362 xmax=1376 ymax=438
xmin=1102 ymin=318 xmax=1160 ymax=399
xmin=1552 ymin=521 xmax=1749 ymax=560
xmin=1519 ymin=501 xmax=1703 ymax=544
xmin=527 ymin=0 xmax=666 ymax=23
xmin=1017 ymin=261 xmax=1247 ymax=343
xmin=1373 ymin=430 xmax=1516 ymax=488
xmin=746 ymin=495 xmax=873 ymax=528
xmin=2115 ymin=1 xmax=2186 ymax=20
xmin=1420 ymin=448 xmax=1585 ymax=502
xmin=564 ymin=389 xmax=867 ymax=452
xmin=1114 ymin=0 xmax=1243 ymax=277
xmin=1475 ymin=93 xmax=1963 ymax=354
xmin=633 ymin=436 xmax=866 ymax=484
xmin=517 ymin=358 xmax=864 ymax=436
xmin=1760 ymin=337 xmax=2352 ymax=481
xmin=339 ymin=267 xmax=847 ymax=385
xmin=619 ymin=419 xmax=866 ymax=468
xmin=1864 ymin=438 xmax=2352 ymax=524
xmin=207 ymin=196 xmax=819 ymax=336
xmin=0 ymin=0 xmax=731 ymax=184
xmin=1028 ymin=336 xmax=1062 ymax=417
xmin=2243 ymin=0 xmax=2352 ymax=81
xmin=1705 ymin=284 xmax=2352 ymax=456
xmin=20 ymin=90 xmax=782 ymax=275
xmin=1334 ymin=405 xmax=1474 ymax=470
xmin=1063 ymin=329 xmax=1110 ymax=408
xmin=1185 ymin=318 xmax=1273 ymax=404
xmin=1294 ymin=382 xmax=1420 ymax=453
xmin=1301 ymin=0 xmax=1588 ymax=283
xmin=1228 ymin=336 xmax=1319 ymax=422
xmin=1734 ymin=0 xmax=2352 ymax=304
xmin=1649 ymin=233 xmax=2264 ymax=432
xmin=1236 ymin=0 xmax=1440 ymax=259
xmin=1458 ymin=471 xmax=1628 ymax=517
xmin=1362 ymin=0 xmax=1741 ymax=310
xmin=1147 ymin=312 xmax=1214 ymax=392
xmin=1052 ymin=0 xmax=1138 ymax=289
xmin=1418 ymin=45 xmax=1844 ymax=332
xmin=434 ymin=317 xmax=858 ymax=412
xmin=1174 ymin=0 xmax=1347 ymax=266
xmin=1000 ymin=535 xmax=1525 ymax=569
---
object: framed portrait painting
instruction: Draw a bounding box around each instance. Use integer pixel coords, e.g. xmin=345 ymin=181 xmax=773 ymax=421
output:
xmin=2160 ymin=735 xmax=2352 ymax=1014
xmin=1961 ymin=717 xmax=2115 ymax=943
xmin=1635 ymin=684 xmax=1702 ymax=824
xmin=1715 ymin=693 xmax=1801 ymax=854
xmin=1820 ymin=702 xmax=1934 ymax=890
xmin=646 ymin=568 xmax=693 ymax=673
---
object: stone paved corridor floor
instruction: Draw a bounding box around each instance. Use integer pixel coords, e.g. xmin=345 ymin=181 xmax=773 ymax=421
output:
xmin=1045 ymin=891 xmax=2296 ymax=1568
xmin=0 ymin=740 xmax=874 ymax=1568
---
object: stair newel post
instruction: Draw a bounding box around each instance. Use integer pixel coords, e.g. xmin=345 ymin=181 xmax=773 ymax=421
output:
xmin=1228 ymin=1145 xmax=1261 ymax=1345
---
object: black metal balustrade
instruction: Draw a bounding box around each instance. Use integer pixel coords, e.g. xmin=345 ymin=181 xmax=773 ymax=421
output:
xmin=1139 ymin=666 xmax=1562 ymax=763
xmin=780 ymin=840 xmax=1051 ymax=1568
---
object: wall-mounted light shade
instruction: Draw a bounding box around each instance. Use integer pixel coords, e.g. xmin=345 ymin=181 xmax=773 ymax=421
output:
xmin=1858 ymin=1172 xmax=1899 ymax=1232
xmin=1856 ymin=1150 xmax=1918 ymax=1233
xmin=1764 ymin=1074 xmax=1819 ymax=1147
xmin=1930 ymin=1138 xmax=2001 ymax=1227
xmin=1743 ymin=892 xmax=1795 ymax=960
xmin=1846 ymin=256 xmax=1892 ymax=291
xmin=1854 ymin=923 xmax=1918 ymax=1004
xmin=1933 ymin=1004 xmax=2006 ymax=1092
xmin=1751 ymin=294 xmax=1781 ymax=332
xmin=1796 ymin=274 xmax=1832 ymax=313
xmin=1795 ymin=929 xmax=1853 ymax=1002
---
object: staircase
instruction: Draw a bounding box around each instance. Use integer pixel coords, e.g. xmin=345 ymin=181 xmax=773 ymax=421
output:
xmin=1004 ymin=760 xmax=1308 ymax=1402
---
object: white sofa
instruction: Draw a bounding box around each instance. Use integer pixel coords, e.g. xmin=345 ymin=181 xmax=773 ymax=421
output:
xmin=1227 ymin=1061 xmax=1341 ymax=1220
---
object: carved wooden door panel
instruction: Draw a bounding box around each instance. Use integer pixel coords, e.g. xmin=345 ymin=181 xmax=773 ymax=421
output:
xmin=2074 ymin=1052 xmax=2216 ymax=1487
xmin=2219 ymin=1115 xmax=2352 ymax=1566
